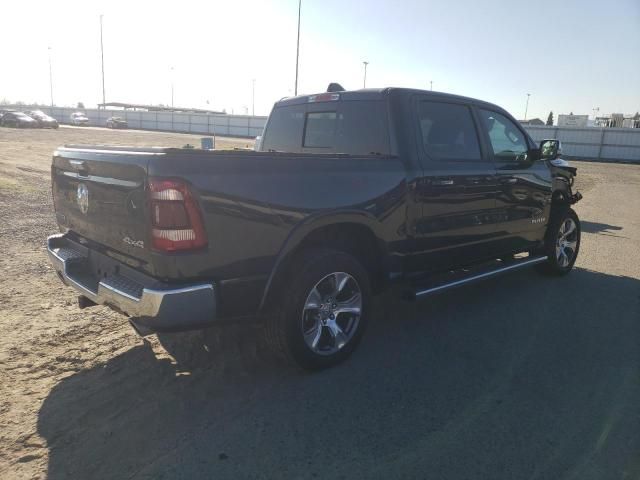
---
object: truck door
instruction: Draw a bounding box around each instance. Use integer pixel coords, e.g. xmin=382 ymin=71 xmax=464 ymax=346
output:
xmin=475 ymin=108 xmax=552 ymax=252
xmin=413 ymin=98 xmax=502 ymax=271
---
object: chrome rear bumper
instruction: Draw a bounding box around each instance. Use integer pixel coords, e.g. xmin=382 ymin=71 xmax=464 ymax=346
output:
xmin=47 ymin=234 xmax=216 ymax=333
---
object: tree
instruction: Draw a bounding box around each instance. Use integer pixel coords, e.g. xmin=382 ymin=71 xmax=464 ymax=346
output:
xmin=546 ymin=111 xmax=554 ymax=126
xmin=77 ymin=102 xmax=85 ymax=109
xmin=570 ymin=111 xmax=574 ymax=115
xmin=634 ymin=112 xmax=640 ymax=120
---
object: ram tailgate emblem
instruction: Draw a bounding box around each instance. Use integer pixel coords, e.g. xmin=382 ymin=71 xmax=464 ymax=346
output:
xmin=77 ymin=183 xmax=89 ymax=214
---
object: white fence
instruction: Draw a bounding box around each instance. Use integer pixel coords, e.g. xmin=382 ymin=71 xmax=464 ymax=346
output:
xmin=15 ymin=106 xmax=267 ymax=138
xmin=524 ymin=125 xmax=640 ymax=162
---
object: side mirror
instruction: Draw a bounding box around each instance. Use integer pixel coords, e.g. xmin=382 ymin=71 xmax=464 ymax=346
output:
xmin=540 ymin=139 xmax=562 ymax=160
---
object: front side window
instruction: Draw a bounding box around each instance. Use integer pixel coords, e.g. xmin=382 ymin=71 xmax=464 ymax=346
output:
xmin=478 ymin=109 xmax=528 ymax=162
xmin=418 ymin=101 xmax=481 ymax=161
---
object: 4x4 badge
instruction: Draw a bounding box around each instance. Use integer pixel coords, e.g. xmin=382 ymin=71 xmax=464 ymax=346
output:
xmin=77 ymin=183 xmax=89 ymax=214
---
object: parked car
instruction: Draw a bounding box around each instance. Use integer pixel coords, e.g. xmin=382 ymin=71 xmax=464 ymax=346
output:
xmin=26 ymin=110 xmax=59 ymax=129
xmin=47 ymin=86 xmax=582 ymax=370
xmin=1 ymin=111 xmax=38 ymax=128
xmin=0 ymin=108 xmax=16 ymax=121
xmin=106 ymin=116 xmax=128 ymax=129
xmin=70 ymin=112 xmax=89 ymax=126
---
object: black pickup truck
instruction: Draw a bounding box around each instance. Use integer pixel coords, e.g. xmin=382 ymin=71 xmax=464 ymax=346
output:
xmin=47 ymin=87 xmax=581 ymax=370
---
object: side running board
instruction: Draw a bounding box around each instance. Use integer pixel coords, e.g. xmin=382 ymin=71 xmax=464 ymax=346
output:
xmin=405 ymin=255 xmax=547 ymax=301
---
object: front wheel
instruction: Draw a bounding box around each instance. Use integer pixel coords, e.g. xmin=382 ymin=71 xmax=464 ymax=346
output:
xmin=265 ymin=248 xmax=371 ymax=371
xmin=538 ymin=207 xmax=581 ymax=275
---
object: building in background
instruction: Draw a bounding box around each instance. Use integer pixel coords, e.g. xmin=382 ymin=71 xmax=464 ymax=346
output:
xmin=558 ymin=114 xmax=589 ymax=127
xmin=594 ymin=113 xmax=640 ymax=128
xmin=519 ymin=118 xmax=545 ymax=126
xmin=97 ymin=102 xmax=226 ymax=115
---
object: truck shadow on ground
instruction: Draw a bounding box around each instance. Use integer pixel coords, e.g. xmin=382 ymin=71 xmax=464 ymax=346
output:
xmin=581 ymin=221 xmax=624 ymax=237
xmin=37 ymin=267 xmax=640 ymax=480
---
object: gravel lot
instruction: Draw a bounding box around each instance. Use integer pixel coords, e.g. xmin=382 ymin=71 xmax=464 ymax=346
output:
xmin=0 ymin=126 xmax=638 ymax=479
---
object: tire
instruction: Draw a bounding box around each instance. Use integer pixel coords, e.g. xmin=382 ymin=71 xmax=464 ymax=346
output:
xmin=537 ymin=207 xmax=581 ymax=275
xmin=265 ymin=248 xmax=372 ymax=371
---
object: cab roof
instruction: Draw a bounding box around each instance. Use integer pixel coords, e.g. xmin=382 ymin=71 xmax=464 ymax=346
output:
xmin=275 ymin=87 xmax=504 ymax=112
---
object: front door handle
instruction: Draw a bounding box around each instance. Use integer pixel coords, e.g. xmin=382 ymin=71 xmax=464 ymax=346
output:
xmin=500 ymin=177 xmax=517 ymax=185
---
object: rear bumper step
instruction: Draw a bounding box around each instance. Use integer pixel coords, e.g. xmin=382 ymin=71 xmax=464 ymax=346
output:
xmin=47 ymin=233 xmax=216 ymax=334
xmin=405 ymin=255 xmax=547 ymax=301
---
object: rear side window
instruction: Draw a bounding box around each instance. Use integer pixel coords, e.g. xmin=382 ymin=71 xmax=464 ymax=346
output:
xmin=262 ymin=100 xmax=389 ymax=155
xmin=418 ymin=101 xmax=481 ymax=161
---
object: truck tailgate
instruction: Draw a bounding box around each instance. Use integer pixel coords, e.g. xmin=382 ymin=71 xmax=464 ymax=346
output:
xmin=51 ymin=146 xmax=159 ymax=263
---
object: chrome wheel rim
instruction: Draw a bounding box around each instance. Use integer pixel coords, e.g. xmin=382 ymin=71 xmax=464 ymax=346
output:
xmin=301 ymin=272 xmax=362 ymax=356
xmin=556 ymin=218 xmax=578 ymax=267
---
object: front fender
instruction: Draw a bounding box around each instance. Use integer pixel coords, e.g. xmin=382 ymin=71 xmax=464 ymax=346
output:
xmin=550 ymin=159 xmax=581 ymax=205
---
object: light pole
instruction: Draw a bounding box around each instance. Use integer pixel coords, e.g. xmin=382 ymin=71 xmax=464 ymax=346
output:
xmin=524 ymin=93 xmax=531 ymax=120
xmin=363 ymin=61 xmax=369 ymax=88
xmin=294 ymin=0 xmax=301 ymax=95
xmin=252 ymin=79 xmax=256 ymax=116
xmin=99 ymin=14 xmax=106 ymax=109
xmin=592 ymin=107 xmax=600 ymax=119
xmin=430 ymin=80 xmax=433 ymax=91
xmin=48 ymin=47 xmax=54 ymax=107
xmin=170 ymin=67 xmax=174 ymax=108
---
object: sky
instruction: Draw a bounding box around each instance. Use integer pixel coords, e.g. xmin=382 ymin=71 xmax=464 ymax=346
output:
xmin=1 ymin=0 xmax=638 ymax=120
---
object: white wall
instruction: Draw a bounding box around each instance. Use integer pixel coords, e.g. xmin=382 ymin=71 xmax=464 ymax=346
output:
xmin=18 ymin=105 xmax=267 ymax=138
xmin=524 ymin=125 xmax=639 ymax=162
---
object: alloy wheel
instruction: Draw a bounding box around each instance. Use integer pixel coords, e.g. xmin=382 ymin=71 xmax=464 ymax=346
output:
xmin=301 ymin=272 xmax=362 ymax=356
xmin=556 ymin=217 xmax=578 ymax=267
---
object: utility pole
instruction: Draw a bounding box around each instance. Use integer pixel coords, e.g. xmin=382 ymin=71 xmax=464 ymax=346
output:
xmin=100 ymin=14 xmax=106 ymax=109
xmin=252 ymin=79 xmax=256 ymax=116
xmin=48 ymin=47 xmax=54 ymax=107
xmin=294 ymin=0 xmax=301 ymax=95
xmin=363 ymin=61 xmax=369 ymax=88
xmin=524 ymin=93 xmax=531 ymax=120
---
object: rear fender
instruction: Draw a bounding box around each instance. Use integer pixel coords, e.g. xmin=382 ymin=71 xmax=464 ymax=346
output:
xmin=258 ymin=210 xmax=385 ymax=311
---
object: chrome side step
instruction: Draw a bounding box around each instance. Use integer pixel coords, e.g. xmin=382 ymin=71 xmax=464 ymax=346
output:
xmin=406 ymin=255 xmax=547 ymax=301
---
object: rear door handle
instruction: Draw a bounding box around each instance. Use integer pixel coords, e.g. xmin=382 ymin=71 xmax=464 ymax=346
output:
xmin=432 ymin=179 xmax=454 ymax=186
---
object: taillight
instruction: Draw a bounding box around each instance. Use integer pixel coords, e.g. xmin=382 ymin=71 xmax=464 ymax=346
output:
xmin=148 ymin=178 xmax=207 ymax=252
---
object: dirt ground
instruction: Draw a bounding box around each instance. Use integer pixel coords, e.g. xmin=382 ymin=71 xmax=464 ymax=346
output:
xmin=0 ymin=127 xmax=253 ymax=479
xmin=1 ymin=126 xmax=639 ymax=480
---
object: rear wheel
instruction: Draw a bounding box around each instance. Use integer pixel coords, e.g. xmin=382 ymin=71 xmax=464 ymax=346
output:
xmin=538 ymin=207 xmax=580 ymax=275
xmin=265 ymin=248 xmax=371 ymax=371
